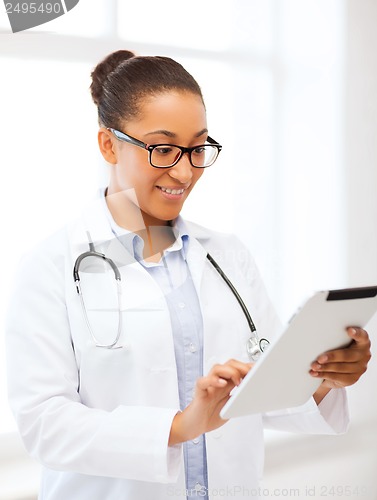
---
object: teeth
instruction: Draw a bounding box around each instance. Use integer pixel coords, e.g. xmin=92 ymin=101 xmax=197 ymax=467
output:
xmin=160 ymin=187 xmax=185 ymax=195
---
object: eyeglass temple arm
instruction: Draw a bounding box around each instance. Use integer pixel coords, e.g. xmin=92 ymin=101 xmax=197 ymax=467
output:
xmin=108 ymin=128 xmax=147 ymax=149
xmin=207 ymin=136 xmax=221 ymax=146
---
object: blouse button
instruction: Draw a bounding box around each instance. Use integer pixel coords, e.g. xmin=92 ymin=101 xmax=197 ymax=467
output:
xmin=189 ymin=343 xmax=197 ymax=353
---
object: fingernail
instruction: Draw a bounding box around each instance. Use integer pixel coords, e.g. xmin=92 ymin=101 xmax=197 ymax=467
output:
xmin=318 ymin=355 xmax=328 ymax=363
xmin=218 ymin=378 xmax=227 ymax=386
xmin=350 ymin=328 xmax=357 ymax=335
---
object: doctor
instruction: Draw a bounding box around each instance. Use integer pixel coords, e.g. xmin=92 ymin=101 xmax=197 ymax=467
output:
xmin=6 ymin=50 xmax=371 ymax=500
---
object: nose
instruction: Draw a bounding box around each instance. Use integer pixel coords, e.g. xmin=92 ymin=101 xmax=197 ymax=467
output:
xmin=168 ymin=153 xmax=193 ymax=183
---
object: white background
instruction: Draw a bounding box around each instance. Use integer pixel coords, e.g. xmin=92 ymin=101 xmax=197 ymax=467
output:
xmin=0 ymin=1 xmax=376 ymax=499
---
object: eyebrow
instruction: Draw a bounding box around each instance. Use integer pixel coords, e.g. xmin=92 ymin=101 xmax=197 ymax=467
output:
xmin=145 ymin=128 xmax=208 ymax=139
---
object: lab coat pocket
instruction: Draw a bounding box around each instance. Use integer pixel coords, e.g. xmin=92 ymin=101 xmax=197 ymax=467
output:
xmin=78 ymin=306 xmax=179 ymax=411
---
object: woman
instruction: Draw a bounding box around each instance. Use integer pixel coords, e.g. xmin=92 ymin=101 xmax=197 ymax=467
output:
xmin=6 ymin=50 xmax=371 ymax=500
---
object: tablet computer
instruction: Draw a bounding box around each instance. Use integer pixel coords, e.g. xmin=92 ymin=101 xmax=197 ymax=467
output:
xmin=220 ymin=286 xmax=377 ymax=419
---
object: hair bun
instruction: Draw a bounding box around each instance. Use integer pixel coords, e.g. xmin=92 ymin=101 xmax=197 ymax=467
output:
xmin=90 ymin=50 xmax=135 ymax=105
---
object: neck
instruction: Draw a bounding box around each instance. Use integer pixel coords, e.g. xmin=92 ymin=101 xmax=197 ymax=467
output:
xmin=105 ymin=188 xmax=176 ymax=261
xmin=142 ymin=225 xmax=176 ymax=262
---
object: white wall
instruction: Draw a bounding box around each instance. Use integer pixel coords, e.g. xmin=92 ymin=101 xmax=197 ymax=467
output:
xmin=263 ymin=1 xmax=377 ymax=498
xmin=344 ymin=0 xmax=377 ymax=285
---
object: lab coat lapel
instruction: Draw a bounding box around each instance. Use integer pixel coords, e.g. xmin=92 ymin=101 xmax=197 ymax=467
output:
xmin=184 ymin=224 xmax=223 ymax=371
xmin=70 ymin=190 xmax=147 ymax=258
xmin=186 ymin=222 xmax=252 ymax=371
xmin=68 ymin=195 xmax=115 ymax=259
xmin=185 ymin=233 xmax=208 ymax=299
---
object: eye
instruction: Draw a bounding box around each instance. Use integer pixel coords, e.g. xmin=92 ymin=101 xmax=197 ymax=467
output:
xmin=154 ymin=146 xmax=174 ymax=155
xmin=192 ymin=146 xmax=206 ymax=155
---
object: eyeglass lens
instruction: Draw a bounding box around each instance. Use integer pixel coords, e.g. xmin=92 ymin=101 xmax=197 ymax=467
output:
xmin=151 ymin=145 xmax=218 ymax=168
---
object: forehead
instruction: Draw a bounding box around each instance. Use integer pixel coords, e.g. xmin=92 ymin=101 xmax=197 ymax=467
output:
xmin=126 ymin=91 xmax=207 ymax=136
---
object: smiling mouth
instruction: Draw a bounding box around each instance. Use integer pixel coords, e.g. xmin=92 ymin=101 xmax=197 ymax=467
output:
xmin=157 ymin=186 xmax=186 ymax=195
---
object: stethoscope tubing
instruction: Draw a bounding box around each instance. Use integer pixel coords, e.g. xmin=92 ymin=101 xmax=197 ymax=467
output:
xmin=73 ymin=242 xmax=269 ymax=357
xmin=73 ymin=249 xmax=123 ymax=349
xmin=206 ymin=253 xmax=257 ymax=334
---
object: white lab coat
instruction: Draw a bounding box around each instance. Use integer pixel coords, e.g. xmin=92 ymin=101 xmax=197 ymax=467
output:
xmin=6 ymin=195 xmax=349 ymax=500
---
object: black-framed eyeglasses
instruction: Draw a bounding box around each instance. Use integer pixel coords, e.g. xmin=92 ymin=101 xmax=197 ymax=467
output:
xmin=108 ymin=127 xmax=222 ymax=168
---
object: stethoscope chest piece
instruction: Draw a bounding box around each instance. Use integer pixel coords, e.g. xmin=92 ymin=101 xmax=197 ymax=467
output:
xmin=246 ymin=336 xmax=270 ymax=362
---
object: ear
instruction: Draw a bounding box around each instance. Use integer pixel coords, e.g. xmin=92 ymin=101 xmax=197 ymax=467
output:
xmin=98 ymin=128 xmax=118 ymax=164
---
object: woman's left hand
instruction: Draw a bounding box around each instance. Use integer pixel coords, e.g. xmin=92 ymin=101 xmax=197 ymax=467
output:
xmin=311 ymin=327 xmax=372 ymax=403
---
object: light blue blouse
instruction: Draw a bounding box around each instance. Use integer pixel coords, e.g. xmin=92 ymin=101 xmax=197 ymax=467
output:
xmin=102 ymin=194 xmax=209 ymax=499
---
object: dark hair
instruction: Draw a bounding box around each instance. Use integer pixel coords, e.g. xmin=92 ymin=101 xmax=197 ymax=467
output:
xmin=90 ymin=50 xmax=204 ymax=129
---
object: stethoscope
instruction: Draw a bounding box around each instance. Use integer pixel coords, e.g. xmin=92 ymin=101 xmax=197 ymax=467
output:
xmin=73 ymin=236 xmax=270 ymax=361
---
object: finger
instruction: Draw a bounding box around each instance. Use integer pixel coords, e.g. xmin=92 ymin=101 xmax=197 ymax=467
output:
xmin=196 ymin=374 xmax=231 ymax=392
xmin=347 ymin=327 xmax=371 ymax=346
xmin=314 ymin=347 xmax=364 ymax=366
xmin=224 ymin=359 xmax=253 ymax=377
xmin=196 ymin=361 xmax=253 ymax=398
xmin=315 ymin=330 xmax=371 ymax=365
xmin=197 ymin=366 xmax=242 ymax=392
xmin=311 ymin=370 xmax=360 ymax=388
xmin=208 ymin=362 xmax=252 ymax=386
xmin=310 ymin=360 xmax=363 ymax=375
xmin=211 ymin=364 xmax=245 ymax=386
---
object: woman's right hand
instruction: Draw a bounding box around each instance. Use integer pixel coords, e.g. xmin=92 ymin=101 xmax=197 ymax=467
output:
xmin=168 ymin=359 xmax=252 ymax=446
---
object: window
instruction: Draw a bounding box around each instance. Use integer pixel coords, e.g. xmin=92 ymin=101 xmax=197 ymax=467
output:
xmin=0 ymin=58 xmax=101 ymax=433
